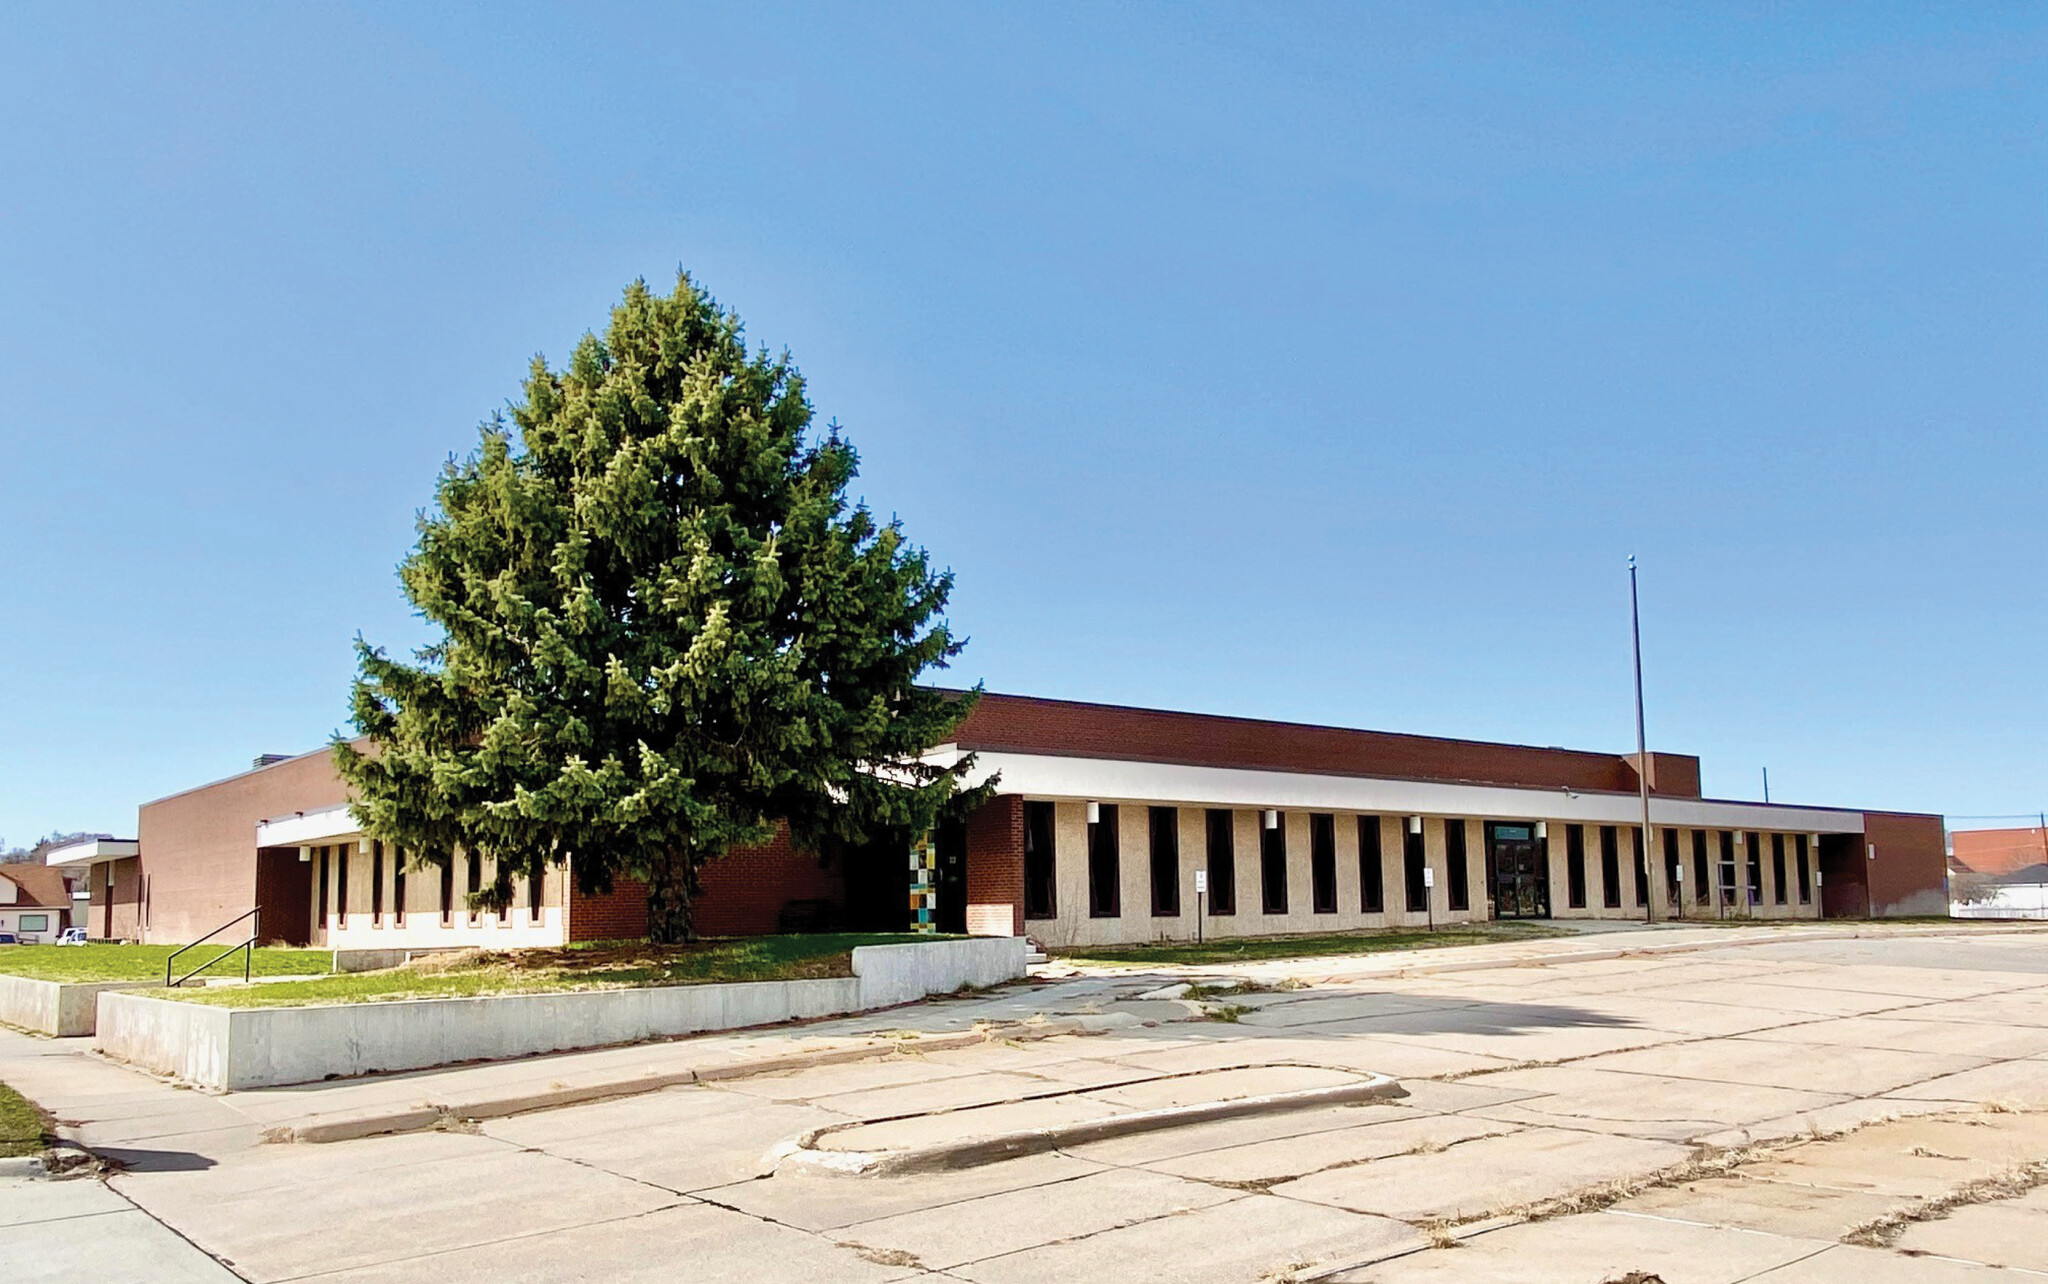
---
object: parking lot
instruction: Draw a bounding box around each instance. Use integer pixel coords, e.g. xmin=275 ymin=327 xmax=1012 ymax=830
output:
xmin=8 ymin=924 xmax=2048 ymax=1282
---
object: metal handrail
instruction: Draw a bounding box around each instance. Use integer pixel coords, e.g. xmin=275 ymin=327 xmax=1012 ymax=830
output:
xmin=165 ymin=907 xmax=261 ymax=987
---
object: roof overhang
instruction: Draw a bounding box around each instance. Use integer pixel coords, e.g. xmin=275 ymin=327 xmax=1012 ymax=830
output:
xmin=255 ymin=804 xmax=361 ymax=849
xmin=43 ymin=838 xmax=138 ymax=868
xmin=941 ymin=750 xmax=1867 ymax=834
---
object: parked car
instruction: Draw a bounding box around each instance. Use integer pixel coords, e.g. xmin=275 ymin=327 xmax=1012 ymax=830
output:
xmin=0 ymin=932 xmax=17 ymax=945
xmin=56 ymin=927 xmax=89 ymax=945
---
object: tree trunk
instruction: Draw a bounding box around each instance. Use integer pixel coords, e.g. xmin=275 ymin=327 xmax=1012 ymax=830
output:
xmin=644 ymin=849 xmax=697 ymax=945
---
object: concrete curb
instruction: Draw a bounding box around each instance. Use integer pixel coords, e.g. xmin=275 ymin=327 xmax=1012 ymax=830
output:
xmin=274 ymin=1017 xmax=1097 ymax=1144
xmin=0 ymin=1154 xmax=47 ymax=1179
xmin=777 ymin=1072 xmax=1407 ymax=1176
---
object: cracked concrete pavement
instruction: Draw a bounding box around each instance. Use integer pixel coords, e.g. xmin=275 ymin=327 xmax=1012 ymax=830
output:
xmin=8 ymin=923 xmax=2048 ymax=1282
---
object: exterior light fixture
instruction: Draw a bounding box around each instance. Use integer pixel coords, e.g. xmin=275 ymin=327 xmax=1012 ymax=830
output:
xmin=1262 ymin=810 xmax=1279 ymax=830
xmin=1810 ymin=834 xmax=1821 ymax=849
xmin=1534 ymin=822 xmax=1548 ymax=841
xmin=1086 ymin=801 xmax=1100 ymax=825
xmin=1408 ymin=816 xmax=1423 ymax=835
xmin=298 ymin=846 xmax=310 ymax=863
xmin=1734 ymin=831 xmax=1745 ymax=845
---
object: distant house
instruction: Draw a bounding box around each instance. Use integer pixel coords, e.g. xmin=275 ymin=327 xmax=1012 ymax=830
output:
xmin=0 ymin=863 xmax=77 ymax=940
xmin=1950 ymin=827 xmax=2048 ymax=919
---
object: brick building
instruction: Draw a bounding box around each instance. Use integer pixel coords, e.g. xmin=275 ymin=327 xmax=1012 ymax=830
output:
xmin=49 ymin=692 xmax=1950 ymax=946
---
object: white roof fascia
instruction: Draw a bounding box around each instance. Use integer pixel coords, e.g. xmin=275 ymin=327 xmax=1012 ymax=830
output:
xmin=44 ymin=838 xmax=139 ymax=868
xmin=255 ymin=805 xmax=362 ymax=849
xmin=957 ymin=751 xmax=1865 ymax=835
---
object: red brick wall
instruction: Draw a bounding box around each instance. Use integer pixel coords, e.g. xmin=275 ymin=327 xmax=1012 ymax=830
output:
xmin=1864 ymin=811 xmax=1951 ymax=917
xmin=696 ymin=825 xmax=845 ymax=937
xmin=964 ymin=795 xmax=1025 ymax=937
xmin=951 ymin=692 xmax=1704 ymax=797
xmin=566 ymin=876 xmax=648 ymax=943
xmin=565 ymin=824 xmax=846 ymax=941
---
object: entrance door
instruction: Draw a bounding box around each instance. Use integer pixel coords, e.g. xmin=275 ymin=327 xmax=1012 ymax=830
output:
xmin=1486 ymin=823 xmax=1551 ymax=919
xmin=933 ymin=820 xmax=969 ymax=935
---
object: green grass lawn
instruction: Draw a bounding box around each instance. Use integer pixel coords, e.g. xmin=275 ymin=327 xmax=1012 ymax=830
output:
xmin=149 ymin=933 xmax=943 ymax=1008
xmin=1054 ymin=921 xmax=1570 ymax=968
xmin=0 ymin=943 xmax=335 ymax=984
xmin=0 ymin=1081 xmax=48 ymax=1159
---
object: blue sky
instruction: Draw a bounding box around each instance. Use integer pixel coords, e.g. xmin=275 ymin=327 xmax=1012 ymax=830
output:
xmin=3 ymin=3 xmax=2043 ymax=845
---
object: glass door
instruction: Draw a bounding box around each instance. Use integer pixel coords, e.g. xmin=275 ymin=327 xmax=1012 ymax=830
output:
xmin=1486 ymin=823 xmax=1551 ymax=919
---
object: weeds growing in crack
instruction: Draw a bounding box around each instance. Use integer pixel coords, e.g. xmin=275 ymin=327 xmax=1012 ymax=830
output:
xmin=1203 ymin=1003 xmax=1250 ymax=1023
xmin=1841 ymin=1159 xmax=2048 ymax=1247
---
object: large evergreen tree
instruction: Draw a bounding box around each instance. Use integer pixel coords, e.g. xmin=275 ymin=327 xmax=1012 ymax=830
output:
xmin=337 ymin=273 xmax=979 ymax=942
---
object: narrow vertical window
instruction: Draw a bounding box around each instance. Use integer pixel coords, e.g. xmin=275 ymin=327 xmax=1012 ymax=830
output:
xmin=466 ymin=851 xmax=482 ymax=924
xmin=1718 ymin=832 xmax=1738 ymax=908
xmin=1692 ymin=830 xmax=1710 ymax=906
xmin=336 ymin=845 xmax=351 ymax=922
xmin=498 ymin=857 xmax=511 ymax=924
xmin=440 ymin=858 xmax=455 ymax=925
xmin=1772 ymin=835 xmax=1788 ymax=905
xmin=1357 ymin=816 xmax=1384 ymax=913
xmin=1205 ymin=810 xmax=1236 ymax=916
xmin=1565 ymin=825 xmax=1587 ymax=909
xmin=1663 ymin=827 xmax=1682 ymax=906
xmin=1023 ymin=801 xmax=1057 ymax=920
xmin=371 ymin=840 xmax=385 ymax=926
xmin=317 ymin=847 xmax=330 ymax=925
xmin=1746 ymin=833 xmax=1763 ymax=907
xmin=1088 ymin=804 xmax=1121 ymax=918
xmin=1599 ymin=826 xmax=1621 ymax=908
xmin=1404 ymin=821 xmax=1428 ymax=913
xmin=1796 ymin=834 xmax=1812 ymax=904
xmin=1149 ymin=806 xmax=1180 ymax=917
xmin=392 ymin=852 xmax=405 ymax=926
xmin=1261 ymin=813 xmax=1288 ymax=914
xmin=1444 ymin=819 xmax=1469 ymax=912
xmin=528 ymin=862 xmax=543 ymax=922
xmin=1310 ymin=813 xmax=1337 ymax=913
xmin=1631 ymin=828 xmax=1648 ymax=908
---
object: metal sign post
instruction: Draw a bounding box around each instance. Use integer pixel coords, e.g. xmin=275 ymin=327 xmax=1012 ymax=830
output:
xmin=1194 ymin=869 xmax=1207 ymax=944
xmin=1423 ymin=865 xmax=1436 ymax=933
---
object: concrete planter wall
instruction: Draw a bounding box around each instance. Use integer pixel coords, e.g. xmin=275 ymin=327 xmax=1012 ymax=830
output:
xmin=0 ymin=975 xmax=148 ymax=1037
xmin=96 ymin=935 xmax=1026 ymax=1091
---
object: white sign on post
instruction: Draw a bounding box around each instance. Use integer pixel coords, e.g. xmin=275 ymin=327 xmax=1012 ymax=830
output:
xmin=1422 ymin=867 xmax=1435 ymax=888
xmin=1194 ymin=870 xmax=1208 ymax=894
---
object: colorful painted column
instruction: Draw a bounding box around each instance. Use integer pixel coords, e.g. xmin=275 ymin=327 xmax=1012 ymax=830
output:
xmin=909 ymin=831 xmax=937 ymax=933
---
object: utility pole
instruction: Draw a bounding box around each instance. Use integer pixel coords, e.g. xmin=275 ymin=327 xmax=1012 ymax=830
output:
xmin=1763 ymin=767 xmax=1770 ymax=803
xmin=1630 ymin=555 xmax=1655 ymax=925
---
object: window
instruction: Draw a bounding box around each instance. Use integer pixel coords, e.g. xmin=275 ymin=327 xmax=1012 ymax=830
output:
xmin=498 ymin=857 xmax=511 ymax=924
xmin=336 ymin=845 xmax=351 ymax=922
xmin=1261 ymin=813 xmax=1288 ymax=914
xmin=1599 ymin=826 xmax=1621 ymax=909
xmin=19 ymin=914 xmax=47 ymax=933
xmin=1565 ymin=824 xmax=1587 ymax=909
xmin=1310 ymin=814 xmax=1337 ymax=913
xmin=467 ymin=851 xmax=482 ymax=923
xmin=1718 ymin=832 xmax=1738 ymax=908
xmin=528 ymin=861 xmax=543 ymax=922
xmin=1663 ymin=827 xmax=1682 ymax=905
xmin=1632 ymin=827 xmax=1648 ymax=908
xmin=1024 ymin=802 xmax=1057 ymax=919
xmin=440 ymin=858 xmax=455 ymax=925
xmin=393 ymin=853 xmax=406 ymax=926
xmin=1205 ymin=810 xmax=1236 ymax=916
xmin=1692 ymin=829 xmax=1711 ymax=907
xmin=318 ymin=847 xmax=331 ymax=924
xmin=1772 ymin=834 xmax=1788 ymax=905
xmin=1149 ymin=806 xmax=1180 ymax=917
xmin=1404 ymin=821 xmax=1428 ymax=913
xmin=1444 ymin=819 xmax=1469 ymax=912
xmin=1796 ymin=834 xmax=1812 ymax=904
xmin=1746 ymin=833 xmax=1763 ymax=907
xmin=1088 ymin=804 xmax=1120 ymax=918
xmin=1358 ymin=816 xmax=1384 ymax=913
xmin=371 ymin=840 xmax=385 ymax=926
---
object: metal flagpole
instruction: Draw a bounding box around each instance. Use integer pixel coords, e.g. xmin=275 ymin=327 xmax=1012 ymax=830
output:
xmin=1630 ymin=556 xmax=1655 ymax=924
